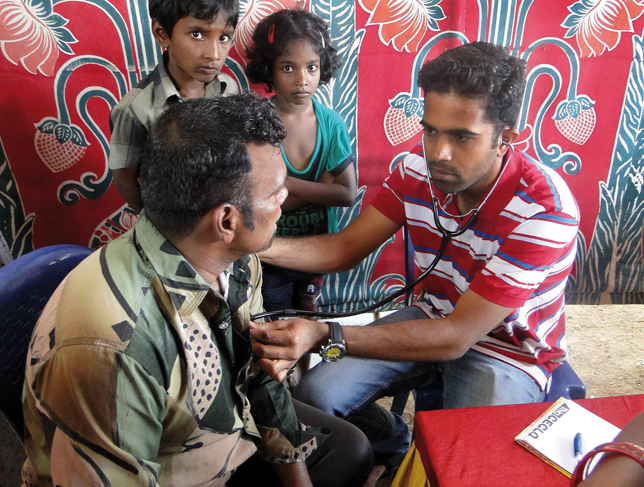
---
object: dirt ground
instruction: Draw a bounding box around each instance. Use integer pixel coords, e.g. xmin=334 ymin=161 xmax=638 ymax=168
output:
xmin=565 ymin=305 xmax=644 ymax=397
xmin=374 ymin=304 xmax=644 ymax=486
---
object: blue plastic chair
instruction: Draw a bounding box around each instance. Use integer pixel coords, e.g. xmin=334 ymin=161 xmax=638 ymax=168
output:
xmin=0 ymin=244 xmax=93 ymax=442
xmin=544 ymin=361 xmax=586 ymax=401
xmin=391 ymin=227 xmax=586 ymax=414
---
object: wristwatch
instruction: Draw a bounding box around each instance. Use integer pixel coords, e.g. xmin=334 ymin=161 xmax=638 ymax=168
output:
xmin=319 ymin=321 xmax=346 ymax=362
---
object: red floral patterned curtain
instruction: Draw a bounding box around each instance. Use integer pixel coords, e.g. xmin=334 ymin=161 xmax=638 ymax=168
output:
xmin=2 ymin=0 xmax=644 ymax=306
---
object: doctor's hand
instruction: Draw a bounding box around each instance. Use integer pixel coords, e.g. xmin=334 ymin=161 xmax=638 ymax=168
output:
xmin=250 ymin=319 xmax=329 ymax=382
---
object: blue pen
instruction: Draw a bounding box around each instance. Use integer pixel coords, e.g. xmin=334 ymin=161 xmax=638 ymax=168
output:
xmin=574 ymin=432 xmax=583 ymax=462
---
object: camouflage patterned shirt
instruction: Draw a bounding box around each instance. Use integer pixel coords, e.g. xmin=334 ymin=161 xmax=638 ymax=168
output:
xmin=108 ymin=52 xmax=239 ymax=170
xmin=22 ymin=214 xmax=323 ymax=487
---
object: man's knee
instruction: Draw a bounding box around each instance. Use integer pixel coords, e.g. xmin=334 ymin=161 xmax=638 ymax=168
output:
xmin=292 ymin=398 xmax=373 ymax=487
xmin=335 ymin=421 xmax=374 ymax=472
xmin=292 ymin=376 xmax=340 ymax=414
xmin=316 ymin=420 xmax=373 ymax=487
xmin=444 ymin=351 xmax=544 ymax=408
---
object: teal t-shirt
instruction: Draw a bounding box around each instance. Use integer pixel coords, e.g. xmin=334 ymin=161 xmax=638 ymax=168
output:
xmin=275 ymin=98 xmax=354 ymax=236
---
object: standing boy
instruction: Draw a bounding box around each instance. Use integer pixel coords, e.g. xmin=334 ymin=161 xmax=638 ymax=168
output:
xmin=109 ymin=0 xmax=239 ymax=212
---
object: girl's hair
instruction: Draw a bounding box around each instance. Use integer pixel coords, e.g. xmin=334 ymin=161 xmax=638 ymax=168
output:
xmin=246 ymin=9 xmax=341 ymax=91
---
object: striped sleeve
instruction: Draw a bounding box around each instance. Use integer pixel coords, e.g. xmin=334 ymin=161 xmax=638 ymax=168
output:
xmin=371 ymin=159 xmax=408 ymax=225
xmin=468 ymin=210 xmax=579 ymax=308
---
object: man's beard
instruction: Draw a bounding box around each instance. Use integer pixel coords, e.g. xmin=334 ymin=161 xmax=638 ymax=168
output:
xmin=257 ymin=234 xmax=276 ymax=253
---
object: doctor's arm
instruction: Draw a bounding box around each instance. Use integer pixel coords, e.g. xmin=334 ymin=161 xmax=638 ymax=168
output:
xmin=259 ymin=205 xmax=402 ymax=274
xmin=251 ymin=288 xmax=514 ymax=382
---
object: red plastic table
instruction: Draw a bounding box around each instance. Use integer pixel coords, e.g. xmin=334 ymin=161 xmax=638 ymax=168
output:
xmin=392 ymin=394 xmax=644 ymax=487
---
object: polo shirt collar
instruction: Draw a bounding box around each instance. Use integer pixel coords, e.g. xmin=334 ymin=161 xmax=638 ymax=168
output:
xmin=153 ymin=51 xmax=223 ymax=108
xmin=474 ymin=147 xmax=524 ymax=223
xmin=133 ymin=213 xmax=249 ymax=317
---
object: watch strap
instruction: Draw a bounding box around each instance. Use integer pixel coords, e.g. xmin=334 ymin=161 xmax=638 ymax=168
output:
xmin=327 ymin=321 xmax=342 ymax=344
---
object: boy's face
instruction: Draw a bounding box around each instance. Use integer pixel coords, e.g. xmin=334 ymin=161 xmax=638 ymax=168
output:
xmin=153 ymin=13 xmax=234 ymax=93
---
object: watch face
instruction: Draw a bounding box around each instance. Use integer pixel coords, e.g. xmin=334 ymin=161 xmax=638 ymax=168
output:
xmin=325 ymin=347 xmax=344 ymax=361
xmin=322 ymin=343 xmax=346 ymax=362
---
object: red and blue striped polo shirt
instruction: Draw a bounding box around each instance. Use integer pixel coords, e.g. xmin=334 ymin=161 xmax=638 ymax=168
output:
xmin=371 ymin=145 xmax=579 ymax=389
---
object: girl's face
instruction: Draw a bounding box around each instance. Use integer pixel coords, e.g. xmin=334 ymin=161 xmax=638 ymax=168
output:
xmin=271 ymin=40 xmax=321 ymax=106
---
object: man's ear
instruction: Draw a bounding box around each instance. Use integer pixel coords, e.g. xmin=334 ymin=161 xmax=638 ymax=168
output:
xmin=497 ymin=127 xmax=520 ymax=157
xmin=211 ymin=204 xmax=242 ymax=244
xmin=152 ymin=19 xmax=170 ymax=49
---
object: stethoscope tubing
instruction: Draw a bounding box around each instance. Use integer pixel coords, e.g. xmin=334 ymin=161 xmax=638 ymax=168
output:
xmin=250 ymin=233 xmax=452 ymax=321
xmin=249 ymin=142 xmax=506 ymax=322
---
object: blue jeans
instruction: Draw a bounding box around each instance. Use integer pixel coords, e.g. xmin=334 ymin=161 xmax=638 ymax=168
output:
xmin=293 ymin=306 xmax=545 ymax=456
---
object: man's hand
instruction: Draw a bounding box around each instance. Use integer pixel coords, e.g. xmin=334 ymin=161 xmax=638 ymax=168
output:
xmin=272 ymin=461 xmax=313 ymax=487
xmin=250 ymin=319 xmax=328 ymax=382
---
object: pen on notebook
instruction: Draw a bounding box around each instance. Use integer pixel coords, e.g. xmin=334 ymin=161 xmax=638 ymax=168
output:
xmin=574 ymin=432 xmax=583 ymax=462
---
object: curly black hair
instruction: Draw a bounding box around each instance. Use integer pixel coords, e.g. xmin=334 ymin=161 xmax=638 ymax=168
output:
xmin=140 ymin=93 xmax=286 ymax=239
xmin=418 ymin=42 xmax=527 ymax=136
xmin=246 ymin=9 xmax=341 ymax=91
xmin=149 ymin=0 xmax=240 ymax=37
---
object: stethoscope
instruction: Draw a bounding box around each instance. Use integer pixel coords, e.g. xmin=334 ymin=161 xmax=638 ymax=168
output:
xmin=250 ymin=137 xmax=510 ymax=322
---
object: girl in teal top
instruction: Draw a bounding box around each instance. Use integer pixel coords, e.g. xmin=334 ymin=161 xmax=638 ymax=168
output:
xmin=247 ymin=9 xmax=356 ymax=313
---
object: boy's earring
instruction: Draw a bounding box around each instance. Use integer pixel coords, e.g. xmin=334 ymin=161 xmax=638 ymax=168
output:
xmin=268 ymin=24 xmax=275 ymax=44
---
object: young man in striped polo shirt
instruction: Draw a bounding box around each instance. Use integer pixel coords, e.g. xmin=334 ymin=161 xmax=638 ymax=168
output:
xmin=251 ymin=42 xmax=579 ymax=470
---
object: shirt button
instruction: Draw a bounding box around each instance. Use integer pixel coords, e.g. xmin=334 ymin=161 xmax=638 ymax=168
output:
xmin=219 ymin=322 xmax=230 ymax=329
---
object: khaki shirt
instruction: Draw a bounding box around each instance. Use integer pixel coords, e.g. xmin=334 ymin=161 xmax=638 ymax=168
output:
xmin=108 ymin=52 xmax=239 ymax=170
xmin=22 ymin=214 xmax=323 ymax=487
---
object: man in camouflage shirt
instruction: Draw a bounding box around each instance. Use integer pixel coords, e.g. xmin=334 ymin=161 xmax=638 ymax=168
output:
xmin=22 ymin=94 xmax=372 ymax=487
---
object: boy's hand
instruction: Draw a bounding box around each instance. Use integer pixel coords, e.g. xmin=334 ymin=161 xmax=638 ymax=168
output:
xmin=250 ymin=319 xmax=329 ymax=382
xmin=112 ymin=167 xmax=144 ymax=213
